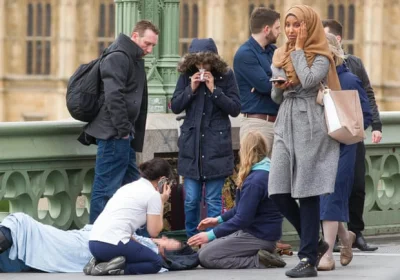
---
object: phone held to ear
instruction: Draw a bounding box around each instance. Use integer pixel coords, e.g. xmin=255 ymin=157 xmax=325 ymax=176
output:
xmin=158 ymin=177 xmax=169 ymax=193
xmin=157 ymin=178 xmax=177 ymax=193
xmin=269 ymin=77 xmax=287 ymax=84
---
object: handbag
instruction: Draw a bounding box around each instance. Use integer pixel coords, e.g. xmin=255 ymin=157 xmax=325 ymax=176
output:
xmin=316 ymin=84 xmax=365 ymax=145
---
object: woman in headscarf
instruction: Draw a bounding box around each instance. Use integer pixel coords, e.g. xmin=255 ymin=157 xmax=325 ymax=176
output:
xmin=317 ymin=33 xmax=372 ymax=271
xmin=269 ymin=5 xmax=340 ymax=278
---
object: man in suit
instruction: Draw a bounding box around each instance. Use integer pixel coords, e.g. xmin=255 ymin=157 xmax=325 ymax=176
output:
xmin=233 ymin=7 xmax=281 ymax=156
xmin=323 ymin=19 xmax=382 ymax=251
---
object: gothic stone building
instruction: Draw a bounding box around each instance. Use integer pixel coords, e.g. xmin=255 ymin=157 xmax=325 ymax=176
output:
xmin=0 ymin=0 xmax=398 ymax=122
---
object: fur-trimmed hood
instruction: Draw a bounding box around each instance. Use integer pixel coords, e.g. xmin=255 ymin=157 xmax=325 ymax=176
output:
xmin=177 ymin=38 xmax=229 ymax=75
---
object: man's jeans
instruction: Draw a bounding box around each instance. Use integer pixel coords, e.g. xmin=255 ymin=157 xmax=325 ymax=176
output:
xmin=184 ymin=178 xmax=225 ymax=237
xmin=89 ymin=136 xmax=140 ymax=223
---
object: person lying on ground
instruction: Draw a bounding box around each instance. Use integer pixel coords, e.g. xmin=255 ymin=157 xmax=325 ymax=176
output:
xmin=0 ymin=212 xmax=193 ymax=273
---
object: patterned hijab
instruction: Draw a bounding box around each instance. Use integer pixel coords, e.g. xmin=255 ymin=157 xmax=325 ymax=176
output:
xmin=272 ymin=5 xmax=341 ymax=90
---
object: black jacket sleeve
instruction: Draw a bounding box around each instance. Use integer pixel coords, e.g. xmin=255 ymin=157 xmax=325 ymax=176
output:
xmin=100 ymin=52 xmax=132 ymax=138
xmin=345 ymin=55 xmax=382 ymax=132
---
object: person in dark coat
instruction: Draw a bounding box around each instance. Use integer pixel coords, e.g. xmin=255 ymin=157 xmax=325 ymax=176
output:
xmin=82 ymin=20 xmax=159 ymax=224
xmin=318 ymin=33 xmax=372 ymax=271
xmin=170 ymin=38 xmax=241 ymax=237
xmin=323 ymin=19 xmax=381 ymax=252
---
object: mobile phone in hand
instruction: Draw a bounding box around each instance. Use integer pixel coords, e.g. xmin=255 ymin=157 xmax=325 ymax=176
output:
xmin=269 ymin=77 xmax=287 ymax=84
xmin=158 ymin=177 xmax=169 ymax=193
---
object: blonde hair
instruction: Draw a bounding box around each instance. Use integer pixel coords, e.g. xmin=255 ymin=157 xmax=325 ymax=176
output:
xmin=326 ymin=32 xmax=345 ymax=66
xmin=236 ymin=132 xmax=268 ymax=189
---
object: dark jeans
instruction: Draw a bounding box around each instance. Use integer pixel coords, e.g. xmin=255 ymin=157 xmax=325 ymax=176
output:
xmin=89 ymin=240 xmax=162 ymax=275
xmin=89 ymin=136 xmax=140 ymax=223
xmin=271 ymin=194 xmax=320 ymax=266
xmin=348 ymin=141 xmax=366 ymax=234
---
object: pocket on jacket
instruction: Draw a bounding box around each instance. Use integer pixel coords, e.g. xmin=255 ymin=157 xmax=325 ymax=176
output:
xmin=178 ymin=126 xmax=196 ymax=159
xmin=208 ymin=125 xmax=232 ymax=159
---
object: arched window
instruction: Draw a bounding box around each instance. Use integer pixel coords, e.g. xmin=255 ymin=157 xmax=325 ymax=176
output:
xmin=26 ymin=1 xmax=52 ymax=75
xmin=338 ymin=4 xmax=345 ymax=26
xmin=348 ymin=4 xmax=355 ymax=40
xmin=347 ymin=4 xmax=355 ymax=54
xmin=192 ymin=4 xmax=199 ymax=38
xmin=328 ymin=2 xmax=357 ymax=55
xmin=180 ymin=3 xmax=190 ymax=54
xmin=249 ymin=4 xmax=255 ymax=35
xmin=328 ymin=4 xmax=334 ymax=19
xmin=179 ymin=1 xmax=201 ymax=55
xmin=97 ymin=1 xmax=115 ymax=56
xmin=182 ymin=4 xmax=189 ymax=38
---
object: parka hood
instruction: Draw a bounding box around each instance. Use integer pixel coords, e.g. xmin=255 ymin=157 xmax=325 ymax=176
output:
xmin=178 ymin=38 xmax=229 ymax=75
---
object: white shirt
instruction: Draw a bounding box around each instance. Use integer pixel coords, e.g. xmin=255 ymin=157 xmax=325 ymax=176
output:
xmin=89 ymin=178 xmax=162 ymax=245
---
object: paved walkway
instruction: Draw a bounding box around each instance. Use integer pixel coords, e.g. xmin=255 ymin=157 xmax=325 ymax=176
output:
xmin=2 ymin=237 xmax=400 ymax=279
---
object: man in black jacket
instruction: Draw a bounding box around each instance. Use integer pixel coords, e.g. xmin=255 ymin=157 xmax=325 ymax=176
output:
xmin=323 ymin=19 xmax=381 ymax=251
xmin=84 ymin=20 xmax=159 ymax=223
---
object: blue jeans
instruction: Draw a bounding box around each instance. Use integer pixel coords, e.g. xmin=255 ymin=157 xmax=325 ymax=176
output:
xmin=89 ymin=136 xmax=140 ymax=223
xmin=89 ymin=240 xmax=162 ymax=275
xmin=184 ymin=178 xmax=225 ymax=237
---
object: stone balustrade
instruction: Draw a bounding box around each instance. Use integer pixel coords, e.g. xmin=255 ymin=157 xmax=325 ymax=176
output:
xmin=0 ymin=112 xmax=399 ymax=238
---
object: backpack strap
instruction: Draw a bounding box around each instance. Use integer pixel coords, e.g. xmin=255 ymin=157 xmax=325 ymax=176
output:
xmin=99 ymin=48 xmax=134 ymax=80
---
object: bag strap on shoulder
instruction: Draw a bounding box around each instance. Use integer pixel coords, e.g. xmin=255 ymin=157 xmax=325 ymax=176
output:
xmin=99 ymin=48 xmax=134 ymax=79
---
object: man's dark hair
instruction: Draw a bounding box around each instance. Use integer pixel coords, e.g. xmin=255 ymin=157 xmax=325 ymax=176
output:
xmin=139 ymin=158 xmax=172 ymax=181
xmin=132 ymin=20 xmax=160 ymax=36
xmin=250 ymin=7 xmax=280 ymax=34
xmin=322 ymin=19 xmax=343 ymax=37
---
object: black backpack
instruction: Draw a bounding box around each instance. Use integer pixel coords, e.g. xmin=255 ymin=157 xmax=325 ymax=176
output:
xmin=66 ymin=50 xmax=124 ymax=122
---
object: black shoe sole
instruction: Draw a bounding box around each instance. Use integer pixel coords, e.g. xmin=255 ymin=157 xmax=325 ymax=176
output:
xmin=285 ymin=270 xmax=318 ymax=278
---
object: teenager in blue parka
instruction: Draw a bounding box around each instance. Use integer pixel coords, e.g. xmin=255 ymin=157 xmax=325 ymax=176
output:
xmin=170 ymin=38 xmax=241 ymax=238
xmin=318 ymin=33 xmax=373 ymax=271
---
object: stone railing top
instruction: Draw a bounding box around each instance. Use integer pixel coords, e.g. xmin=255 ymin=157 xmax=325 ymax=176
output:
xmin=0 ymin=120 xmax=84 ymax=136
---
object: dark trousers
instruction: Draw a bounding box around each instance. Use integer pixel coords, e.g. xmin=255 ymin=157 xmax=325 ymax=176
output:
xmin=89 ymin=136 xmax=140 ymax=224
xmin=89 ymin=240 xmax=162 ymax=275
xmin=348 ymin=141 xmax=366 ymax=234
xmin=271 ymin=194 xmax=320 ymax=266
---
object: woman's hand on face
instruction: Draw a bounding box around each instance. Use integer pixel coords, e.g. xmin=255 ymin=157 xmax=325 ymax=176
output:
xmin=197 ymin=217 xmax=219 ymax=231
xmin=295 ymin=21 xmax=307 ymax=50
xmin=187 ymin=232 xmax=209 ymax=246
xmin=161 ymin=182 xmax=171 ymax=203
xmin=204 ymin=71 xmax=215 ymax=93
xmin=191 ymin=72 xmax=201 ymax=92
xmin=273 ymin=79 xmax=293 ymax=90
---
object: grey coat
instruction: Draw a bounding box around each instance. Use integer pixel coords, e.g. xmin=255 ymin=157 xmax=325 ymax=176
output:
xmin=268 ymin=50 xmax=340 ymax=198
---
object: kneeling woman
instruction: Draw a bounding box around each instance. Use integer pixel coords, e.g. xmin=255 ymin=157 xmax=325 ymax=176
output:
xmin=188 ymin=132 xmax=285 ymax=269
xmin=88 ymin=158 xmax=180 ymax=275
